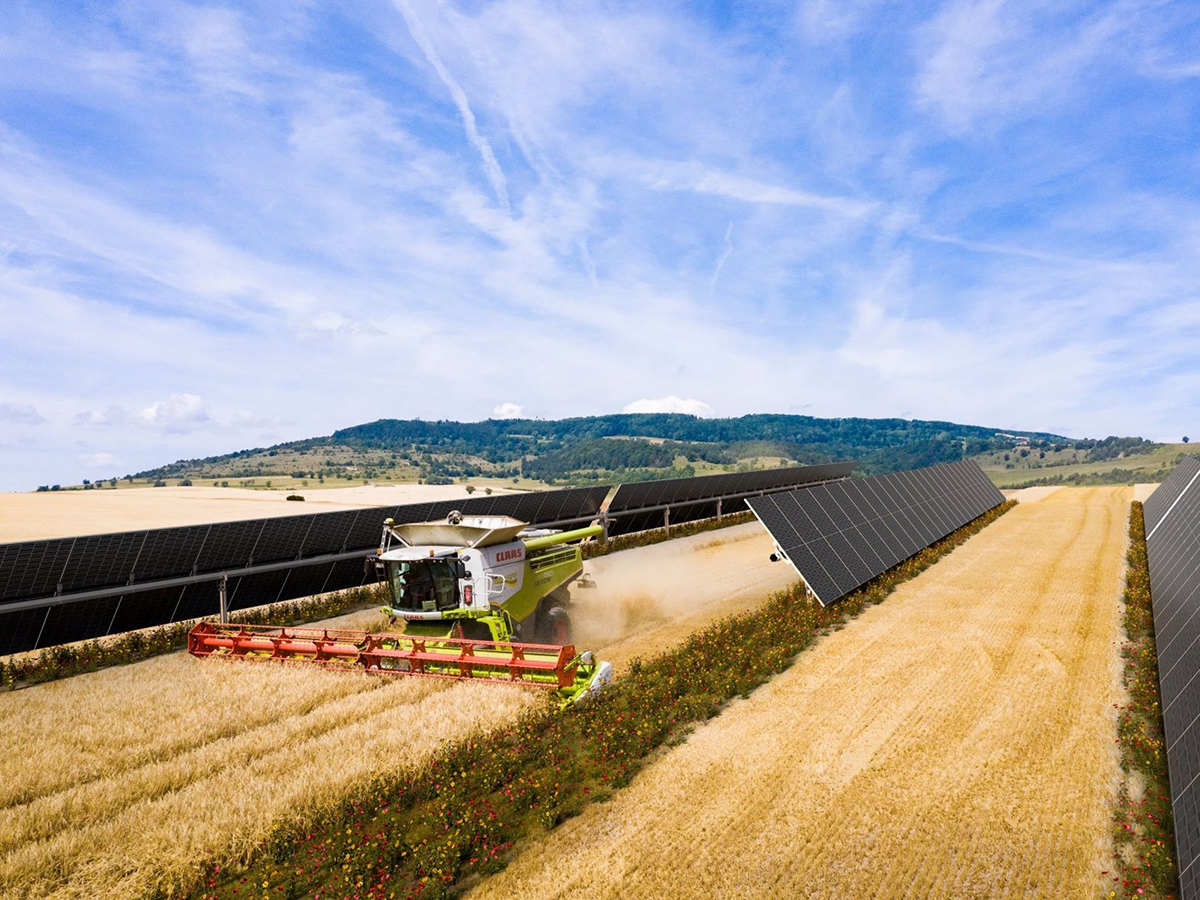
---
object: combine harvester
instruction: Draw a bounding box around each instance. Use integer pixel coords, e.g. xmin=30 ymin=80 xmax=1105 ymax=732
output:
xmin=189 ymin=513 xmax=613 ymax=705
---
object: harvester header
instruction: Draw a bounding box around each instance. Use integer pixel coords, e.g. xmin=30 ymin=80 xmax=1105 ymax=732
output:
xmin=187 ymin=621 xmax=610 ymax=705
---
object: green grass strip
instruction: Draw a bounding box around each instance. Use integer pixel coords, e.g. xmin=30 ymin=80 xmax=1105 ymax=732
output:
xmin=180 ymin=500 xmax=1015 ymax=900
xmin=1108 ymin=501 xmax=1178 ymax=898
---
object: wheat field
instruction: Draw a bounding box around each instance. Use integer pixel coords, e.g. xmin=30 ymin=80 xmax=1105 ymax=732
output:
xmin=0 ymin=654 xmax=536 ymax=900
xmin=470 ymin=487 xmax=1129 ymax=900
xmin=0 ymin=523 xmax=791 ymax=900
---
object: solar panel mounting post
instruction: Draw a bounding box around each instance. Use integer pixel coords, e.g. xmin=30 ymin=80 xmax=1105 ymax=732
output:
xmin=218 ymin=574 xmax=228 ymax=624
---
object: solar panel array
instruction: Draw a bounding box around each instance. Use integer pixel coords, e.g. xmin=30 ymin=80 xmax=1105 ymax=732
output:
xmin=605 ymin=462 xmax=855 ymax=537
xmin=1144 ymin=456 xmax=1200 ymax=899
xmin=0 ymin=486 xmax=609 ymax=656
xmin=747 ymin=460 xmax=1004 ymax=605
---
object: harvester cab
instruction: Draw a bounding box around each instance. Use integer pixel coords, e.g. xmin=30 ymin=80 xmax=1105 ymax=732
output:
xmin=375 ymin=513 xmax=599 ymax=645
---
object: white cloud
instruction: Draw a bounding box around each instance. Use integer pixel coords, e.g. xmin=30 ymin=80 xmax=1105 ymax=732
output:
xmin=0 ymin=402 xmax=45 ymax=424
xmin=914 ymin=1 xmax=1128 ymax=133
xmin=138 ymin=393 xmax=211 ymax=428
xmin=75 ymin=394 xmax=214 ymax=434
xmin=492 ymin=402 xmax=524 ymax=418
xmin=79 ymin=451 xmax=118 ymax=468
xmin=623 ymin=396 xmax=716 ymax=417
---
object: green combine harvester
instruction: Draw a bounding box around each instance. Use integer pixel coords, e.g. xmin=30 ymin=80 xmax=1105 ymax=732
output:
xmin=189 ymin=512 xmax=612 ymax=706
xmin=376 ymin=512 xmax=599 ymax=643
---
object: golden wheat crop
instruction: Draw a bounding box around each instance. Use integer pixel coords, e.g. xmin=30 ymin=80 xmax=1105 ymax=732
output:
xmin=0 ymin=653 xmax=536 ymax=900
xmin=0 ymin=522 xmax=790 ymax=900
xmin=470 ymin=487 xmax=1129 ymax=900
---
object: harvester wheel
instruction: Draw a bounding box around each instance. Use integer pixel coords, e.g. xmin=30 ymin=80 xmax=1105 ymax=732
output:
xmin=539 ymin=606 xmax=570 ymax=644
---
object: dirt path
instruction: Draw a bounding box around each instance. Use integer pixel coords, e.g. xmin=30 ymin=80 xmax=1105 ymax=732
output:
xmin=572 ymin=523 xmax=796 ymax=672
xmin=469 ymin=487 xmax=1129 ymax=900
xmin=0 ymin=523 xmax=791 ymax=900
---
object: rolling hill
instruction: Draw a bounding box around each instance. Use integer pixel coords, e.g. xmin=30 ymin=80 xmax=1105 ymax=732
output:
xmin=92 ymin=413 xmax=1192 ymax=493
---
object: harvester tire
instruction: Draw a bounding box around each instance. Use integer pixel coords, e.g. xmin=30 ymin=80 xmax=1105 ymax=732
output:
xmin=538 ymin=606 xmax=571 ymax=644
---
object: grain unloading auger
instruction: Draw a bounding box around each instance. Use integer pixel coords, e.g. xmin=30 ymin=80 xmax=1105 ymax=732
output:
xmin=188 ymin=513 xmax=613 ymax=705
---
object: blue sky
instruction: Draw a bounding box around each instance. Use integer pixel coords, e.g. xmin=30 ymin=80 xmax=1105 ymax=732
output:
xmin=0 ymin=1 xmax=1198 ymax=490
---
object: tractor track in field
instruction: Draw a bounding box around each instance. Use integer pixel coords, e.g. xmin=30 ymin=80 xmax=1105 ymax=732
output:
xmin=0 ymin=522 xmax=791 ymax=900
xmin=468 ymin=487 xmax=1128 ymax=900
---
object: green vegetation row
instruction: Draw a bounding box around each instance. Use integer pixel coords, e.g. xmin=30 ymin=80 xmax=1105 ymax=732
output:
xmin=1110 ymin=501 xmax=1178 ymax=898
xmin=1002 ymin=465 xmax=1181 ymax=490
xmin=0 ymin=584 xmax=388 ymax=691
xmin=180 ymin=500 xmax=1015 ymax=900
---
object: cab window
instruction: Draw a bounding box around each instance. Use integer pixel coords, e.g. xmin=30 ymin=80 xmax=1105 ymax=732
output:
xmin=390 ymin=559 xmax=460 ymax=612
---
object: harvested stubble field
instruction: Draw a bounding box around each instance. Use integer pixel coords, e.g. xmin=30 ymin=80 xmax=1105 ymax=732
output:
xmin=0 ymin=522 xmax=791 ymax=900
xmin=470 ymin=486 xmax=1130 ymax=900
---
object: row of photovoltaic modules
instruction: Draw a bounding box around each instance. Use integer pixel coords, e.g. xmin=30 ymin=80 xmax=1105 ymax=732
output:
xmin=747 ymin=460 xmax=1005 ymax=606
xmin=0 ymin=463 xmax=853 ymax=656
xmin=1143 ymin=455 xmax=1200 ymax=900
xmin=604 ymin=462 xmax=855 ymax=536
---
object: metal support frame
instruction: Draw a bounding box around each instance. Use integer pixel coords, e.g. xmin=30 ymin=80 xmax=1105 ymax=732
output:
xmin=218 ymin=574 xmax=228 ymax=624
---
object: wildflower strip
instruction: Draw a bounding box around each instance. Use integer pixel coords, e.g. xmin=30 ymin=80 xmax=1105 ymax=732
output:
xmin=0 ymin=584 xmax=388 ymax=691
xmin=182 ymin=501 xmax=1015 ymax=900
xmin=1109 ymin=501 xmax=1178 ymax=898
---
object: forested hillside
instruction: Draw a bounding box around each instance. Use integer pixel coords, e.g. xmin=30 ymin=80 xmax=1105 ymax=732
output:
xmin=127 ymin=413 xmax=1165 ymax=490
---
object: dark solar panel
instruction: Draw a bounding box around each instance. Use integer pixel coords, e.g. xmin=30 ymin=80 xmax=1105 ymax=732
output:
xmin=748 ymin=461 xmax=1004 ymax=605
xmin=0 ymin=538 xmax=75 ymax=602
xmin=1146 ymin=458 xmax=1200 ymax=898
xmin=133 ymin=525 xmax=211 ymax=581
xmin=0 ymin=607 xmax=52 ymax=656
xmin=1146 ymin=456 xmax=1200 ymax=536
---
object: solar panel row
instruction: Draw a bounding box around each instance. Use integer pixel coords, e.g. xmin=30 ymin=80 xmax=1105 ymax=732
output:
xmin=607 ymin=462 xmax=854 ymax=514
xmin=604 ymin=499 xmax=731 ymax=538
xmin=1144 ymin=457 xmax=1200 ymax=900
xmin=747 ymin=461 xmax=1004 ymax=605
